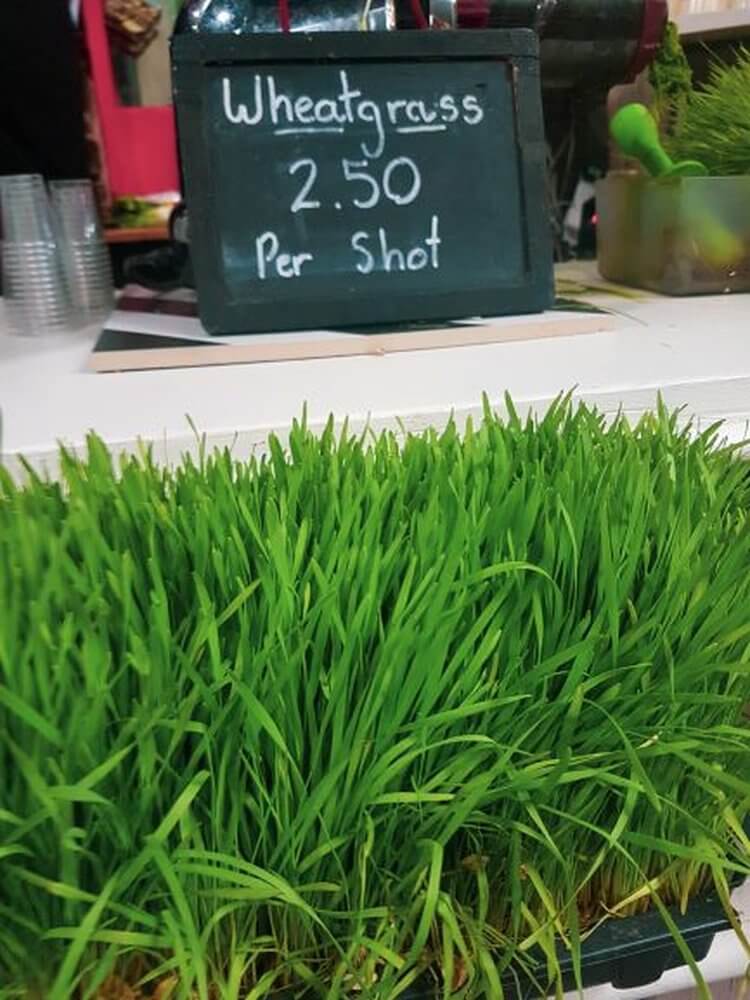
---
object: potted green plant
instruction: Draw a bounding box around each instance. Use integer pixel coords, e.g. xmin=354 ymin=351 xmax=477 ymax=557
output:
xmin=597 ymin=29 xmax=750 ymax=295
xmin=0 ymin=400 xmax=748 ymax=999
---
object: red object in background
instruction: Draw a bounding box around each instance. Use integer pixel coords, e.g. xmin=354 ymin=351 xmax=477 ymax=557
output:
xmin=277 ymin=0 xmax=291 ymax=30
xmin=627 ymin=0 xmax=669 ymax=79
xmin=81 ymin=0 xmax=179 ymax=198
xmin=409 ymin=0 xmax=429 ymax=28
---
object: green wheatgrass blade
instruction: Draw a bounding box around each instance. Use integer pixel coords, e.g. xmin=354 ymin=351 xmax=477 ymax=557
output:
xmin=1 ymin=400 xmax=749 ymax=997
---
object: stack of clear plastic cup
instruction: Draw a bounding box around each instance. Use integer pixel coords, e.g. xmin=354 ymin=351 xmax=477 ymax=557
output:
xmin=0 ymin=174 xmax=73 ymax=337
xmin=50 ymin=179 xmax=114 ymax=326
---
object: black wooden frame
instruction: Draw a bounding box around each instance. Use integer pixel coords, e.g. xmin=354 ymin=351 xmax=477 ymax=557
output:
xmin=172 ymin=29 xmax=553 ymax=334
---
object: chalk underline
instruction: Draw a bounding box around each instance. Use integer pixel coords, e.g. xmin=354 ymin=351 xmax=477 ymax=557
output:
xmin=396 ymin=124 xmax=447 ymax=134
xmin=274 ymin=127 xmax=345 ymax=135
xmin=272 ymin=124 xmax=449 ymax=136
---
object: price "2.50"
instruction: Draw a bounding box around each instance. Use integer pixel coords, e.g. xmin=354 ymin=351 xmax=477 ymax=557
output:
xmin=289 ymin=156 xmax=421 ymax=213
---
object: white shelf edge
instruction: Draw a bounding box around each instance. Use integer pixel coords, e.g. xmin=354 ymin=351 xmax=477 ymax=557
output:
xmin=676 ymin=8 xmax=750 ymax=38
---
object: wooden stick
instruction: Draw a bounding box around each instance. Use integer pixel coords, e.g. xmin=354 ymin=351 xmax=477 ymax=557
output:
xmin=88 ymin=314 xmax=616 ymax=374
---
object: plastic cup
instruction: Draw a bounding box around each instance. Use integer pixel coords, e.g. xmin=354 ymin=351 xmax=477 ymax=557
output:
xmin=0 ymin=175 xmax=55 ymax=243
xmin=0 ymin=174 xmax=73 ymax=337
xmin=50 ymin=180 xmax=114 ymax=323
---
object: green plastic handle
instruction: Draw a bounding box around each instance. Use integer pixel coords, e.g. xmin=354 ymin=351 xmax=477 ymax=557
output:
xmin=610 ymin=103 xmax=707 ymax=178
xmin=610 ymin=103 xmax=740 ymax=268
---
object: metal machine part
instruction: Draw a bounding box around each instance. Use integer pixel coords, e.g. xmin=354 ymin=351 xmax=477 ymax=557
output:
xmin=401 ymin=0 xmax=667 ymax=89
xmin=175 ymin=0 xmax=395 ymax=34
xmin=175 ymin=0 xmax=665 ymax=88
xmin=429 ymin=0 xmax=457 ymax=28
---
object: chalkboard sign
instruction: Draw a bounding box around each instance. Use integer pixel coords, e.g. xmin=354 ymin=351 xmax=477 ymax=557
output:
xmin=172 ymin=30 xmax=553 ymax=334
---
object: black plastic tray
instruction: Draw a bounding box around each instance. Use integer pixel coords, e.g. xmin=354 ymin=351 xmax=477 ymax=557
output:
xmin=546 ymin=893 xmax=730 ymax=994
xmin=405 ymin=893 xmax=732 ymax=998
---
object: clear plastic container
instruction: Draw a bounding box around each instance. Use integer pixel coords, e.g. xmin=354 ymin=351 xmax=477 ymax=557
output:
xmin=596 ymin=172 xmax=750 ymax=295
xmin=50 ymin=180 xmax=114 ymax=324
xmin=0 ymin=174 xmax=73 ymax=336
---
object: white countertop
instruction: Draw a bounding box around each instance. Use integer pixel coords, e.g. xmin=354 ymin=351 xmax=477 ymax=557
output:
xmin=1 ymin=266 xmax=749 ymax=994
xmin=1 ymin=264 xmax=750 ymax=476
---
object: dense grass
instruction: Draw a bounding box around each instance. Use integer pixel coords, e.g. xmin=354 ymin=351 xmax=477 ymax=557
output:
xmin=1 ymin=399 xmax=749 ymax=1000
xmin=669 ymin=46 xmax=750 ymax=176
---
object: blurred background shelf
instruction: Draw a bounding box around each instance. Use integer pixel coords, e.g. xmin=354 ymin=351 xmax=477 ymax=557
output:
xmin=105 ymin=226 xmax=169 ymax=244
xmin=104 ymin=226 xmax=171 ymax=288
xmin=676 ymin=7 xmax=750 ymax=39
